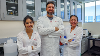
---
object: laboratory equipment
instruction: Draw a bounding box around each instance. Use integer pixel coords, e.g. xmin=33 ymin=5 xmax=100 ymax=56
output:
xmin=3 ymin=38 xmax=17 ymax=56
xmin=83 ymin=29 xmax=88 ymax=36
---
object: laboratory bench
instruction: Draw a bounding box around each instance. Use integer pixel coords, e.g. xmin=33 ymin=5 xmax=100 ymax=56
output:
xmin=87 ymin=36 xmax=100 ymax=56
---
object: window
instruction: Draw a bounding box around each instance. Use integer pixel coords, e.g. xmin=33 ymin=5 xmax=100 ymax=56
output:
xmin=53 ymin=0 xmax=57 ymax=16
xmin=77 ymin=4 xmax=82 ymax=21
xmin=61 ymin=0 xmax=64 ymax=19
xmin=88 ymin=16 xmax=94 ymax=22
xmin=67 ymin=0 xmax=70 ymax=19
xmin=85 ymin=2 xmax=95 ymax=22
xmin=26 ymin=0 xmax=35 ymax=17
xmin=41 ymin=0 xmax=47 ymax=16
xmin=85 ymin=16 xmax=88 ymax=22
xmin=96 ymin=1 xmax=100 ymax=22
xmin=73 ymin=2 xmax=75 ymax=15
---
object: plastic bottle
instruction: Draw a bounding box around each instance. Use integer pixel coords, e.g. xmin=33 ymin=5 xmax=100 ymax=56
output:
xmin=3 ymin=38 xmax=17 ymax=56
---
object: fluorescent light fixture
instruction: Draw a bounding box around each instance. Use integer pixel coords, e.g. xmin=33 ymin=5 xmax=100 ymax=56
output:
xmin=67 ymin=2 xmax=70 ymax=5
xmin=85 ymin=2 xmax=95 ymax=7
xmin=26 ymin=1 xmax=34 ymax=4
xmin=8 ymin=10 xmax=13 ymax=11
xmin=96 ymin=1 xmax=100 ymax=5
xmin=11 ymin=7 xmax=16 ymax=9
xmin=33 ymin=10 xmax=35 ymax=11
xmin=77 ymin=5 xmax=81 ymax=8
xmin=61 ymin=3 xmax=64 ymax=5
xmin=28 ymin=12 xmax=32 ymax=13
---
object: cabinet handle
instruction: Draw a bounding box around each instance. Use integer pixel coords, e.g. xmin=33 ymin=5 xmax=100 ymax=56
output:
xmin=3 ymin=13 xmax=5 ymax=18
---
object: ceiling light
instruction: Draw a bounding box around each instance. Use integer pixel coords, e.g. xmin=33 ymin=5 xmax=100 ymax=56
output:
xmin=26 ymin=1 xmax=34 ymax=4
xmin=28 ymin=12 xmax=32 ymax=13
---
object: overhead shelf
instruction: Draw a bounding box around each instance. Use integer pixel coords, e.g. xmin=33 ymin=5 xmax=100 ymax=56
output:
xmin=6 ymin=1 xmax=18 ymax=4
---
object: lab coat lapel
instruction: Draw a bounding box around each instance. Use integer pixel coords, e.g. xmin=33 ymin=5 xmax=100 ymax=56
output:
xmin=22 ymin=29 xmax=30 ymax=46
xmin=23 ymin=29 xmax=36 ymax=40
xmin=22 ymin=29 xmax=29 ymax=40
xmin=68 ymin=26 xmax=78 ymax=38
xmin=31 ymin=31 xmax=36 ymax=40
xmin=70 ymin=26 xmax=78 ymax=39
xmin=71 ymin=26 xmax=78 ymax=34
xmin=44 ymin=15 xmax=53 ymax=27
xmin=23 ymin=29 xmax=30 ymax=40
xmin=70 ymin=26 xmax=78 ymax=33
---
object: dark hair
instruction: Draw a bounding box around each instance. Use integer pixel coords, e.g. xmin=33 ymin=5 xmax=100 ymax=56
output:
xmin=23 ymin=15 xmax=34 ymax=25
xmin=46 ymin=1 xmax=55 ymax=8
xmin=69 ymin=15 xmax=78 ymax=26
xmin=69 ymin=15 xmax=78 ymax=22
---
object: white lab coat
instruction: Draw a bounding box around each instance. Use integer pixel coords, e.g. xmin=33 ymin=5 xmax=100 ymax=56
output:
xmin=60 ymin=26 xmax=83 ymax=56
xmin=17 ymin=29 xmax=41 ymax=56
xmin=37 ymin=15 xmax=64 ymax=56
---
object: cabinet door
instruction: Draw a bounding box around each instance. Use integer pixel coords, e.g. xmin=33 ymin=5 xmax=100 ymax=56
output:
xmin=1 ymin=0 xmax=23 ymax=20
xmin=23 ymin=0 xmax=39 ymax=21
xmin=40 ymin=0 xmax=52 ymax=17
xmin=23 ymin=0 xmax=51 ymax=21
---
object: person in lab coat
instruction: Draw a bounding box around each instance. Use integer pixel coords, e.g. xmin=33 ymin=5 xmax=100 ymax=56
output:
xmin=60 ymin=15 xmax=83 ymax=56
xmin=17 ymin=15 xmax=41 ymax=56
xmin=37 ymin=1 xmax=64 ymax=56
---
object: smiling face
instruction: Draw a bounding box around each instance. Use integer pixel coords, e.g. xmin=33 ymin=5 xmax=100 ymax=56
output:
xmin=46 ymin=3 xmax=54 ymax=15
xmin=25 ymin=18 xmax=34 ymax=30
xmin=70 ymin=16 xmax=78 ymax=27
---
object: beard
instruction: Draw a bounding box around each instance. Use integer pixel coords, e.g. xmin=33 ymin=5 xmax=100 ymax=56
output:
xmin=47 ymin=11 xmax=54 ymax=15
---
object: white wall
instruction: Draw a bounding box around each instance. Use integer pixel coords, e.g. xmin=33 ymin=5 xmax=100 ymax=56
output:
xmin=83 ymin=22 xmax=100 ymax=35
xmin=0 ymin=21 xmax=82 ymax=38
xmin=0 ymin=21 xmax=24 ymax=38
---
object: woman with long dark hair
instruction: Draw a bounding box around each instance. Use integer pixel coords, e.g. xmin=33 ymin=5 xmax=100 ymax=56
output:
xmin=17 ymin=15 xmax=41 ymax=56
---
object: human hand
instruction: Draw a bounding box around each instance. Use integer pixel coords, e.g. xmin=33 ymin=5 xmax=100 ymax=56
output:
xmin=55 ymin=27 xmax=59 ymax=31
xmin=68 ymin=39 xmax=73 ymax=42
xmin=65 ymin=43 xmax=68 ymax=45
xmin=31 ymin=46 xmax=33 ymax=50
